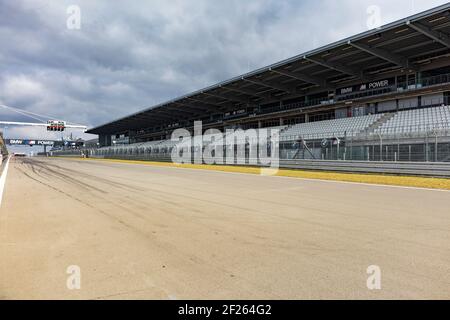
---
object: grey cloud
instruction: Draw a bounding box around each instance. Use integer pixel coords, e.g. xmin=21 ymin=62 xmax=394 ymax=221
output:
xmin=0 ymin=0 xmax=448 ymax=140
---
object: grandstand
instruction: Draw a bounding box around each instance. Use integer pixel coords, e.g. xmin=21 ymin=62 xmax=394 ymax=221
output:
xmin=77 ymin=4 xmax=450 ymax=163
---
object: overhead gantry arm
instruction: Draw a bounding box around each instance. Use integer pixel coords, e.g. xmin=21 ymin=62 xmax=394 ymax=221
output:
xmin=0 ymin=121 xmax=87 ymax=130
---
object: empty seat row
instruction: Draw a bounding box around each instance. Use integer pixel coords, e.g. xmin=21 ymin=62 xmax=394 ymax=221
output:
xmin=374 ymin=105 xmax=450 ymax=135
xmin=280 ymin=114 xmax=383 ymax=140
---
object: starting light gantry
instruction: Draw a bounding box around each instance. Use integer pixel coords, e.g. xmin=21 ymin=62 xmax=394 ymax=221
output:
xmin=0 ymin=104 xmax=87 ymax=132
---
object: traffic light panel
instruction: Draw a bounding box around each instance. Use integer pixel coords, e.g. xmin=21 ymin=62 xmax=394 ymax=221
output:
xmin=47 ymin=120 xmax=66 ymax=131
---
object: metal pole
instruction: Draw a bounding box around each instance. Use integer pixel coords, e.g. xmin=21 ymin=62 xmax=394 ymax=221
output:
xmin=435 ymin=132 xmax=438 ymax=162
xmin=350 ymin=132 xmax=353 ymax=160
xmin=337 ymin=139 xmax=340 ymax=160
xmin=330 ymin=142 xmax=333 ymax=160
xmin=378 ymin=134 xmax=383 ymax=161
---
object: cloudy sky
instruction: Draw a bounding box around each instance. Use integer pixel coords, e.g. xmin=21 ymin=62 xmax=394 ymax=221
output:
xmin=0 ymin=0 xmax=448 ymax=142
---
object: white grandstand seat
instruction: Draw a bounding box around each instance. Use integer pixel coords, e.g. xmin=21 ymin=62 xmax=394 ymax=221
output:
xmin=374 ymin=105 xmax=450 ymax=135
xmin=280 ymin=114 xmax=383 ymax=140
xmin=99 ymin=126 xmax=290 ymax=154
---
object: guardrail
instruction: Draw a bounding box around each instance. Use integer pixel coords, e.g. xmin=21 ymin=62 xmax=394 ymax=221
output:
xmin=278 ymin=159 xmax=450 ymax=177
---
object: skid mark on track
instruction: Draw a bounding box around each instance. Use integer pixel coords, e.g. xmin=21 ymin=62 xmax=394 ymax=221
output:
xmin=68 ymin=157 xmax=450 ymax=191
xmin=22 ymin=159 xmax=108 ymax=194
xmin=12 ymin=160 xmax=286 ymax=297
xmin=5 ymin=157 xmax=450 ymax=299
xmin=29 ymin=158 xmax=450 ymax=255
xmin=12 ymin=162 xmax=264 ymax=290
xmin=25 ymin=158 xmax=145 ymax=193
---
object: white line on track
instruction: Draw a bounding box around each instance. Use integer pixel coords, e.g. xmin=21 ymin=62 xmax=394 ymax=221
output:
xmin=0 ymin=155 xmax=11 ymax=207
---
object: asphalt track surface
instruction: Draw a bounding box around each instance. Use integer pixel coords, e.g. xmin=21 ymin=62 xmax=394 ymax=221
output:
xmin=0 ymin=157 xmax=449 ymax=299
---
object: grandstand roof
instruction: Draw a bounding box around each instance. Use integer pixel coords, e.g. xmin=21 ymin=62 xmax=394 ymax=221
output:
xmin=88 ymin=3 xmax=450 ymax=135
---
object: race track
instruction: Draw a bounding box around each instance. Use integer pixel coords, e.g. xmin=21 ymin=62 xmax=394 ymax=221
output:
xmin=1 ymin=157 xmax=449 ymax=299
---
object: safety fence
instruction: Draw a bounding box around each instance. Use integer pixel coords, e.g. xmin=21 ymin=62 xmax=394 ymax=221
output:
xmin=281 ymin=128 xmax=450 ymax=162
